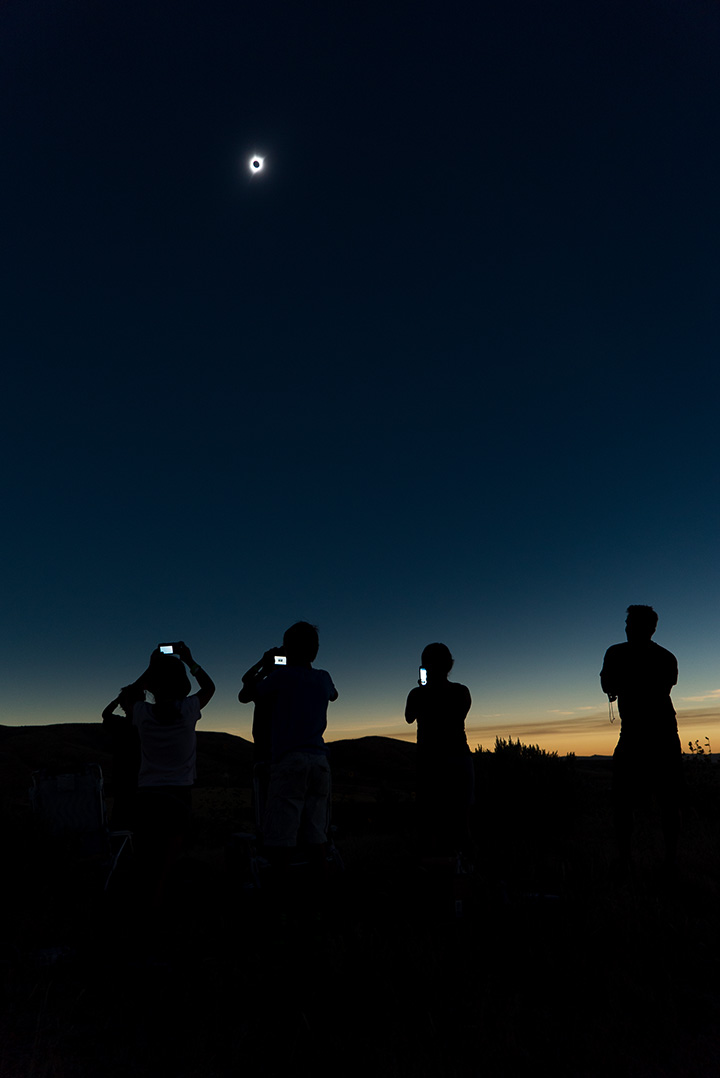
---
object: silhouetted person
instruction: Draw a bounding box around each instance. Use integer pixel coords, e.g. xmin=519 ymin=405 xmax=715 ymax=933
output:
xmin=238 ymin=651 xmax=276 ymax=838
xmin=102 ymin=683 xmax=143 ymax=830
xmin=238 ymin=622 xmax=338 ymax=897
xmin=132 ymin=641 xmax=215 ymax=908
xmin=600 ymin=605 xmax=681 ymax=874
xmin=405 ymin=643 xmax=473 ymax=857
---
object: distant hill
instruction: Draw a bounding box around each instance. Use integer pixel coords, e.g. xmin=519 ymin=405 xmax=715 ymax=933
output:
xmin=0 ymin=723 xmax=255 ymax=793
xmin=328 ymin=735 xmax=416 ymax=800
xmin=0 ymin=724 xmax=417 ymax=802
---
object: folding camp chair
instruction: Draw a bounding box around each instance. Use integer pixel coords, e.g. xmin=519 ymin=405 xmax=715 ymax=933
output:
xmin=30 ymin=763 xmax=133 ymax=892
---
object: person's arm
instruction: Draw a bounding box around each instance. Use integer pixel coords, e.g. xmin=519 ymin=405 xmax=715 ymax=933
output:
xmin=600 ymin=649 xmax=617 ymax=701
xmin=177 ymin=641 xmax=216 ymax=708
xmin=326 ymin=672 xmax=339 ymax=703
xmin=102 ymin=698 xmax=123 ymax=723
xmin=238 ymin=649 xmax=280 ymax=703
xmin=103 ymin=680 xmax=145 ymax=723
xmin=405 ymin=689 xmax=417 ymax=725
xmin=238 ymin=658 xmax=264 ymax=703
xmin=191 ymin=664 xmax=215 ymax=709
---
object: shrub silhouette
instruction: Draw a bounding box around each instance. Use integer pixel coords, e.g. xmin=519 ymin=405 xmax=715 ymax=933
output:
xmin=686 ymin=736 xmax=712 ymax=758
xmin=684 ymin=736 xmax=717 ymax=816
xmin=472 ymin=736 xmax=575 ymax=837
xmin=475 ymin=735 xmax=572 ymax=762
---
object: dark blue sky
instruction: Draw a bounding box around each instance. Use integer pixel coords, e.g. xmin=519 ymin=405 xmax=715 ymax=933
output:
xmin=3 ymin=0 xmax=719 ymax=752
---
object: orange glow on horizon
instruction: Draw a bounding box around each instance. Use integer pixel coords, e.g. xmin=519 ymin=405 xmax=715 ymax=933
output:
xmin=7 ymin=707 xmax=720 ymax=761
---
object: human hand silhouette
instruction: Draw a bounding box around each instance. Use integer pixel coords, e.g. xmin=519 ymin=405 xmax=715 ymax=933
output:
xmin=176 ymin=641 xmax=194 ymax=666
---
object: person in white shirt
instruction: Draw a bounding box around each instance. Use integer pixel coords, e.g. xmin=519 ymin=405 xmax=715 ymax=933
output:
xmin=132 ymin=641 xmax=215 ymax=907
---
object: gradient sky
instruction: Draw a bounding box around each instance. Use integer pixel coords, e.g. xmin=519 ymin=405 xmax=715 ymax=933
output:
xmin=2 ymin=0 xmax=719 ymax=756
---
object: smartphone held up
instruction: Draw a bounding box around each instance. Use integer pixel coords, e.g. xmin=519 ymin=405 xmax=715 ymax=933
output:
xmin=159 ymin=643 xmax=183 ymax=656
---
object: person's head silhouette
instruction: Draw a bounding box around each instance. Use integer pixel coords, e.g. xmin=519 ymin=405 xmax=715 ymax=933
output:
xmin=144 ymin=653 xmax=192 ymax=701
xmin=421 ymin=642 xmax=454 ymax=681
xmin=283 ymin=621 xmax=320 ymax=665
xmin=625 ymin=604 xmax=658 ymax=644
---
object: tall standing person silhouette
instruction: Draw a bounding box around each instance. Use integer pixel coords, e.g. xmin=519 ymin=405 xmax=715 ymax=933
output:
xmin=405 ymin=643 xmax=473 ymax=857
xmin=239 ymin=622 xmax=338 ymax=904
xmin=600 ymin=605 xmax=681 ymax=876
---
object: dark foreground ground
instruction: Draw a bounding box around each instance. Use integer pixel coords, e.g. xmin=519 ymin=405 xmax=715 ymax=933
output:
xmin=2 ymin=729 xmax=720 ymax=1077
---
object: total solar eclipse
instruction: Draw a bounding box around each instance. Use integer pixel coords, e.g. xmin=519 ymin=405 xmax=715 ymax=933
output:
xmin=249 ymin=156 xmax=264 ymax=173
